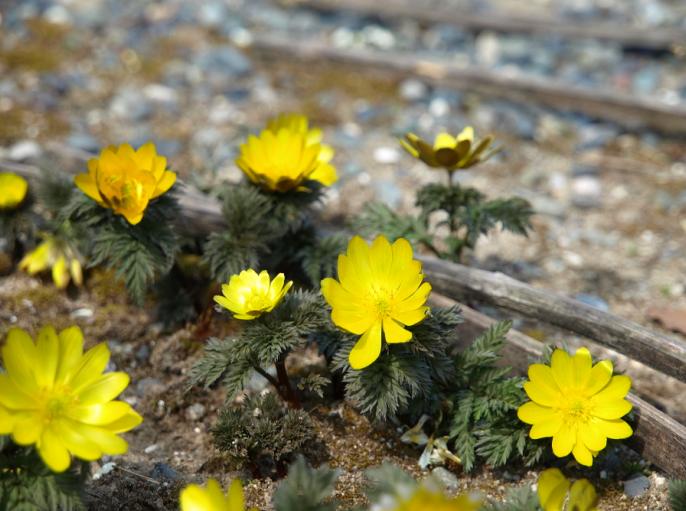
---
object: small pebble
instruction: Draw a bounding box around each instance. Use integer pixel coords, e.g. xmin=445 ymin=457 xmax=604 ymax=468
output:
xmin=185 ymin=403 xmax=206 ymax=421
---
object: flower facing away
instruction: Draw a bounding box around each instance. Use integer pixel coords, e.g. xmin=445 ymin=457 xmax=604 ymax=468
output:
xmin=0 ymin=172 xmax=28 ymax=210
xmin=236 ymin=113 xmax=338 ymax=192
xmin=0 ymin=326 xmax=143 ymax=472
xmin=400 ymin=127 xmax=497 ymax=172
xmin=518 ymin=347 xmax=633 ymax=466
xmin=19 ymin=236 xmax=83 ymax=289
xmin=378 ymin=486 xmax=482 ymax=511
xmin=214 ymin=269 xmax=293 ymax=320
xmin=321 ymin=235 xmax=432 ymax=370
xmin=537 ymin=468 xmax=598 ymax=511
xmin=180 ymin=479 xmax=257 ymax=511
xmin=74 ymin=142 xmax=176 ymax=225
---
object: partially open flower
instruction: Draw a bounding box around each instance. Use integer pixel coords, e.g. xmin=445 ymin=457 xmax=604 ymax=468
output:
xmin=0 ymin=326 xmax=142 ymax=472
xmin=74 ymin=142 xmax=176 ymax=225
xmin=518 ymin=347 xmax=633 ymax=466
xmin=537 ymin=468 xmax=598 ymax=511
xmin=180 ymin=479 xmax=256 ymax=511
xmin=321 ymin=235 xmax=431 ymax=370
xmin=214 ymin=269 xmax=292 ymax=320
xmin=400 ymin=127 xmax=497 ymax=172
xmin=19 ymin=236 xmax=83 ymax=289
xmin=376 ymin=485 xmax=482 ymax=511
xmin=0 ymin=172 xmax=28 ymax=210
xmin=236 ymin=114 xmax=337 ymax=192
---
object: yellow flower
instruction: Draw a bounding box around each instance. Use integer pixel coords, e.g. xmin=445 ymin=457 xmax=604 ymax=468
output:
xmin=321 ymin=235 xmax=431 ymax=370
xmin=236 ymin=114 xmax=337 ymax=192
xmin=400 ymin=127 xmax=497 ymax=172
xmin=0 ymin=172 xmax=28 ymax=210
xmin=180 ymin=479 xmax=257 ymax=511
xmin=19 ymin=237 xmax=83 ymax=289
xmin=0 ymin=326 xmax=143 ymax=472
xmin=213 ymin=269 xmax=292 ymax=320
xmin=517 ymin=347 xmax=633 ymax=467
xmin=74 ymin=142 xmax=176 ymax=225
xmin=386 ymin=487 xmax=482 ymax=511
xmin=537 ymin=468 xmax=598 ymax=511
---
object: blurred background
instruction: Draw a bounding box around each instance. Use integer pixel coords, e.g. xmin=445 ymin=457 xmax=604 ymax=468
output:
xmin=1 ymin=0 xmax=685 ymax=418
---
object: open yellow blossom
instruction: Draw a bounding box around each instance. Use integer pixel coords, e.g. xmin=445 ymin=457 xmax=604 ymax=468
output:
xmin=537 ymin=468 xmax=598 ymax=511
xmin=214 ymin=269 xmax=292 ymax=320
xmin=180 ymin=479 xmax=256 ymax=511
xmin=400 ymin=127 xmax=497 ymax=173
xmin=236 ymin=114 xmax=337 ymax=192
xmin=321 ymin=235 xmax=431 ymax=370
xmin=0 ymin=172 xmax=29 ymax=210
xmin=19 ymin=237 xmax=83 ymax=289
xmin=0 ymin=326 xmax=142 ymax=472
xmin=518 ymin=347 xmax=633 ymax=467
xmin=74 ymin=142 xmax=176 ymax=225
xmin=382 ymin=487 xmax=482 ymax=511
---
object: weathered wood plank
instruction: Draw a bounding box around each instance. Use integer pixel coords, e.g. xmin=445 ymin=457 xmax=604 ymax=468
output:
xmin=249 ymin=34 xmax=686 ymax=134
xmin=292 ymin=0 xmax=685 ymax=52
xmin=422 ymin=257 xmax=686 ymax=383
xmin=430 ymin=293 xmax=686 ymax=478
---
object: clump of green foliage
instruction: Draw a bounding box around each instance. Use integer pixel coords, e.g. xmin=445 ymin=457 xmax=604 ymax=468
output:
xmin=670 ymin=479 xmax=686 ymax=511
xmin=354 ymin=181 xmax=532 ymax=262
xmin=212 ymin=393 xmax=317 ymax=478
xmin=62 ymin=193 xmax=179 ymax=305
xmin=272 ymin=457 xmax=340 ymax=511
xmin=189 ymin=289 xmax=330 ymax=407
xmin=483 ymin=485 xmax=540 ymax=511
xmin=0 ymin=438 xmax=88 ymax=511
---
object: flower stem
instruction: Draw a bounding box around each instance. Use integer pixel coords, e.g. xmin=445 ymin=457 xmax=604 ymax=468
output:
xmin=275 ymin=357 xmax=301 ymax=408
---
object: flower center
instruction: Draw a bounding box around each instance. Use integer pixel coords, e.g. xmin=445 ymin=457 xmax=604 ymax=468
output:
xmin=558 ymin=397 xmax=592 ymax=424
xmin=39 ymin=386 xmax=76 ymax=423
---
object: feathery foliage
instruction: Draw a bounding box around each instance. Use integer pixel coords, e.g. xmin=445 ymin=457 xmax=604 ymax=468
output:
xmin=670 ymin=479 xmax=686 ymax=511
xmin=298 ymin=232 xmax=348 ymax=288
xmin=448 ymin=321 xmax=545 ymax=471
xmin=483 ymin=485 xmax=540 ymax=511
xmin=355 ymin=181 xmax=532 ymax=261
xmin=212 ymin=394 xmax=316 ymax=478
xmin=64 ymin=193 xmax=179 ymax=304
xmin=273 ymin=457 xmax=340 ymax=511
xmin=0 ymin=439 xmax=87 ymax=511
xmin=189 ymin=290 xmax=329 ymax=401
xmin=330 ymin=307 xmax=460 ymax=421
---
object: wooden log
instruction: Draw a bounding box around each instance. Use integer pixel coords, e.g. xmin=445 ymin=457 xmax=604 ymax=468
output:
xmin=249 ymin=34 xmax=686 ymax=135
xmin=292 ymin=0 xmax=685 ymax=52
xmin=421 ymin=256 xmax=686 ymax=383
xmin=430 ymin=293 xmax=686 ymax=478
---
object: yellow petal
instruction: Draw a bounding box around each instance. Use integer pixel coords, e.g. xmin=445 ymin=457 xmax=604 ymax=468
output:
xmin=35 ymin=326 xmax=59 ymax=387
xmin=592 ymin=375 xmax=631 ymax=402
xmin=593 ymin=399 xmax=632 ymax=420
xmin=586 ymin=360 xmax=613 ymax=395
xmin=523 ymin=380 xmax=558 ymax=407
xmin=3 ymin=328 xmax=40 ymax=393
xmin=227 ymin=479 xmax=245 ymax=511
xmin=529 ymin=417 xmax=563 ymax=439
xmin=309 ymin=162 xmax=338 ymax=186
xmin=101 ymin=408 xmax=143 ymax=433
xmin=74 ymin=171 xmax=103 ymax=202
xmin=392 ymin=306 xmax=428 ymax=326
xmin=56 ymin=326 xmax=85 ymax=384
xmin=572 ymin=347 xmax=592 ymax=386
xmin=550 ymin=349 xmax=574 ymax=390
xmin=382 ymin=317 xmax=412 ymax=344
xmin=551 ymin=422 xmax=576 ymax=457
xmin=537 ymin=468 xmax=570 ymax=511
xmin=53 ymin=419 xmax=102 ymax=461
xmin=568 ymin=479 xmax=598 ymax=511
xmin=69 ymin=343 xmax=110 ymax=392
xmin=180 ymin=484 xmax=215 ymax=511
xmin=572 ymin=441 xmax=594 ymax=466
xmin=38 ymin=428 xmax=71 ymax=472
xmin=77 ymin=372 xmax=130 ymax=405
xmin=78 ymin=424 xmax=129 ymax=455
xmin=0 ymin=405 xmax=15 ymax=434
xmin=517 ymin=401 xmax=556 ymax=424
xmin=151 ymin=170 xmax=176 ymax=198
xmin=0 ymin=373 xmax=36 ymax=409
xmin=52 ymin=255 xmax=70 ymax=289
xmin=70 ymin=258 xmax=83 ymax=286
xmin=597 ymin=418 xmax=633 ymax=439
xmin=395 ymin=282 xmax=432 ymax=315
xmin=331 ymin=308 xmax=376 ymax=335
xmin=349 ymin=322 xmax=382 ymax=370
xmin=69 ymin=401 xmax=133 ymax=425
xmin=13 ymin=413 xmax=44 ymax=445
xmin=526 ymin=364 xmax=561 ymax=406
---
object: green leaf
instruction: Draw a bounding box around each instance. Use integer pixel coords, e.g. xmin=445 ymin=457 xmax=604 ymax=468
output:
xmin=273 ymin=457 xmax=340 ymax=511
